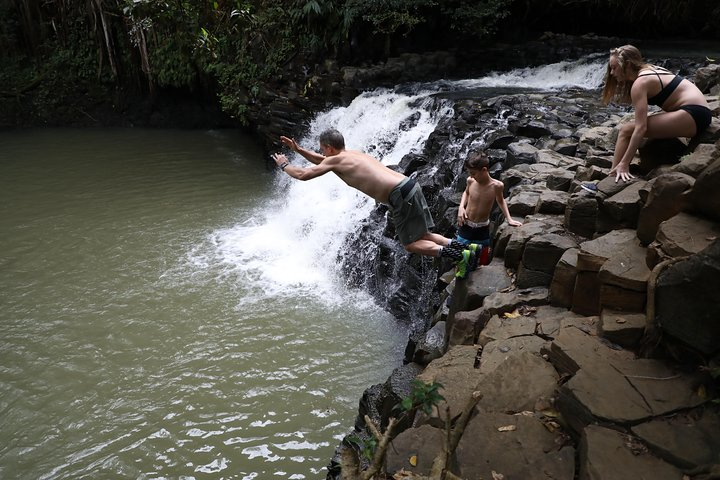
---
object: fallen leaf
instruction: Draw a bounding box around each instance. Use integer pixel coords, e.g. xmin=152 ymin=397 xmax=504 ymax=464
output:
xmin=497 ymin=425 xmax=516 ymax=432
xmin=503 ymin=310 xmax=520 ymax=319
xmin=393 ymin=469 xmax=415 ymax=479
xmin=543 ymin=421 xmax=561 ymax=433
xmin=409 ymin=454 xmax=418 ymax=467
xmin=540 ymin=408 xmax=560 ymax=418
xmin=698 ymin=384 xmax=707 ymax=399
xmin=492 ymin=471 xmax=505 ymax=480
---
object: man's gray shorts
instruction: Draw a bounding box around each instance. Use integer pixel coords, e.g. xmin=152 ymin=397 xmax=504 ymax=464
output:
xmin=388 ymin=177 xmax=435 ymax=245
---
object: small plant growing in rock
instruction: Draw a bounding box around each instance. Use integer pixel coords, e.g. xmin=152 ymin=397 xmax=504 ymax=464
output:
xmin=341 ymin=380 xmax=482 ymax=480
xmin=399 ymin=380 xmax=445 ymax=416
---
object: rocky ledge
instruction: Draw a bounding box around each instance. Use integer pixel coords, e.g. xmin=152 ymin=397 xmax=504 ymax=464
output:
xmin=329 ymin=62 xmax=720 ymax=479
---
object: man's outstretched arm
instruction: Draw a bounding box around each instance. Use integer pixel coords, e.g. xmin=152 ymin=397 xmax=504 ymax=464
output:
xmin=272 ymin=153 xmax=334 ymax=181
xmin=280 ymin=136 xmax=324 ymax=165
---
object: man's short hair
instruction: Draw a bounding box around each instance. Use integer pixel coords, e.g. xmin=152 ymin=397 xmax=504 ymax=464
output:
xmin=464 ymin=150 xmax=489 ymax=170
xmin=319 ymin=129 xmax=345 ymax=149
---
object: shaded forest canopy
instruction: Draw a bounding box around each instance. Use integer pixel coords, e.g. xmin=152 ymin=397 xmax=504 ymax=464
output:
xmin=2 ymin=0 xmax=719 ymax=127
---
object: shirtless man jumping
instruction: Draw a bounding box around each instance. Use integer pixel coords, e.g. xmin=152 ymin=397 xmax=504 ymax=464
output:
xmin=272 ymin=129 xmax=475 ymax=273
xmin=456 ymin=150 xmax=522 ymax=260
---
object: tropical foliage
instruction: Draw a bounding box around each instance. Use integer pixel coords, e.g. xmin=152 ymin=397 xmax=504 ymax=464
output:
xmin=2 ymin=0 xmax=718 ymax=124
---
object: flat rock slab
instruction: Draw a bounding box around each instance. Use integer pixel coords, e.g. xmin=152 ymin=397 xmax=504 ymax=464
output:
xmin=559 ymin=356 xmax=705 ymax=433
xmin=386 ymin=423 xmax=444 ymax=475
xmin=480 ymin=335 xmax=548 ymax=375
xmin=417 ymin=345 xmax=481 ymax=420
xmin=598 ymin=309 xmax=646 ymax=348
xmin=476 ymin=351 xmax=559 ymax=414
xmin=631 ymin=408 xmax=720 ymax=470
xmin=456 ymin=411 xmax=575 ymax=480
xmin=653 ymin=212 xmax=720 ymax=258
xmin=577 ymin=229 xmax=638 ymax=272
xmin=598 ymin=237 xmax=651 ymax=292
xmin=544 ymin=323 xmax=635 ymax=376
xmin=447 ymin=287 xmax=550 ymax=348
xmin=479 ymin=314 xmax=537 ymax=345
xmin=579 ymin=425 xmax=683 ymax=480
xmin=613 ymin=359 xmax=706 ymax=416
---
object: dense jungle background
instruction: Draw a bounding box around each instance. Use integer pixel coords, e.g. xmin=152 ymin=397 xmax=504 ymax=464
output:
xmin=2 ymin=0 xmax=719 ymax=131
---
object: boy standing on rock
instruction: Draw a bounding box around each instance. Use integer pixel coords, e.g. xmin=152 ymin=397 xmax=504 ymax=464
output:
xmin=456 ymin=151 xmax=522 ymax=263
xmin=272 ymin=128 xmax=479 ymax=277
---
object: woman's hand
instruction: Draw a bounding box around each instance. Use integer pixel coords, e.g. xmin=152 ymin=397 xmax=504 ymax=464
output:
xmin=609 ymin=163 xmax=635 ymax=182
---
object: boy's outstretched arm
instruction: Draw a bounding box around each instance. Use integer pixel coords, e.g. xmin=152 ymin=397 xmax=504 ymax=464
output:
xmin=495 ymin=183 xmax=522 ymax=227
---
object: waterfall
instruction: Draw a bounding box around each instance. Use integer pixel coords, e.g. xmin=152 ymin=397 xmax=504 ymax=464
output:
xmin=213 ymin=55 xmax=608 ymax=308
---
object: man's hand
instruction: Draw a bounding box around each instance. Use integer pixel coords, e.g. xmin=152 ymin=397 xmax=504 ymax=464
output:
xmin=272 ymin=153 xmax=288 ymax=168
xmin=280 ymin=136 xmax=299 ymax=152
xmin=507 ymin=219 xmax=523 ymax=227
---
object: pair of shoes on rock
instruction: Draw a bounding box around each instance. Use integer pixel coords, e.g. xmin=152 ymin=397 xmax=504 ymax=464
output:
xmin=455 ymin=244 xmax=480 ymax=279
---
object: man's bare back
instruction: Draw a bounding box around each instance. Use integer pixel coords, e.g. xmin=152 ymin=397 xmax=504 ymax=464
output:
xmin=323 ymin=150 xmax=406 ymax=204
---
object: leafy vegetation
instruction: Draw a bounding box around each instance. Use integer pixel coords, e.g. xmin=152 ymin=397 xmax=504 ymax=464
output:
xmin=2 ymin=0 xmax=719 ymax=126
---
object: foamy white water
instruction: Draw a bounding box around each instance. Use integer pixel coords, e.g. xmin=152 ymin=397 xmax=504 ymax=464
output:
xmin=446 ymin=55 xmax=607 ymax=91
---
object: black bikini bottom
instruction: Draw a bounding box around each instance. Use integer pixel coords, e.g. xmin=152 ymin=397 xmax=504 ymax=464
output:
xmin=678 ymin=104 xmax=713 ymax=134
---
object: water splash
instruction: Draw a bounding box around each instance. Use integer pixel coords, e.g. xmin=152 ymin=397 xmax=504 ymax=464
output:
xmin=209 ymin=90 xmax=454 ymax=306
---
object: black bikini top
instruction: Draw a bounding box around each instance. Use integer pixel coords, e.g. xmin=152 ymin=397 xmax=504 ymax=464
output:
xmin=638 ymin=70 xmax=683 ymax=107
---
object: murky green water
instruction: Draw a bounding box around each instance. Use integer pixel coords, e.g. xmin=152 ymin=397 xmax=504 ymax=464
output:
xmin=0 ymin=129 xmax=405 ymax=479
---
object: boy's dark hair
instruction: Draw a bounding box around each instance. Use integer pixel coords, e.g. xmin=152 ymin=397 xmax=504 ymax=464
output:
xmin=319 ymin=128 xmax=345 ymax=149
xmin=464 ymin=150 xmax=489 ymax=170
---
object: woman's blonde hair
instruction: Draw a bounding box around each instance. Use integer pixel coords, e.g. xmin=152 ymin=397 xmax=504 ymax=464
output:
xmin=601 ymin=45 xmax=651 ymax=105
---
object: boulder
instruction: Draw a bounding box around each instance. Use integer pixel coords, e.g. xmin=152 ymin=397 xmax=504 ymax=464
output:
xmin=598 ymin=237 xmax=651 ymax=312
xmin=550 ymin=248 xmax=579 ymax=308
xmin=636 ymin=172 xmax=695 ymax=245
xmin=505 ymin=141 xmax=539 ymax=169
xmin=651 ymin=212 xmax=720 ymax=261
xmin=655 ymin=240 xmax=720 ymax=355
xmin=689 ymin=156 xmax=720 ymax=222
xmin=694 ymin=63 xmax=720 ymax=93
xmin=670 ymin=142 xmax=718 ymax=178
xmin=564 ymin=193 xmax=599 ymax=238
xmin=448 ymin=259 xmax=513 ymax=318
xmin=596 ymin=180 xmax=646 ymax=233
xmin=507 ymin=188 xmax=542 ymax=216
xmin=536 ymin=189 xmax=571 ymax=214
xmin=502 ymin=217 xmax=565 ymax=269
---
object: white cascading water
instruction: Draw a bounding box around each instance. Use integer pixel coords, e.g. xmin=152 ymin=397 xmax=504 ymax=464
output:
xmin=211 ymin=55 xmax=607 ymax=305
